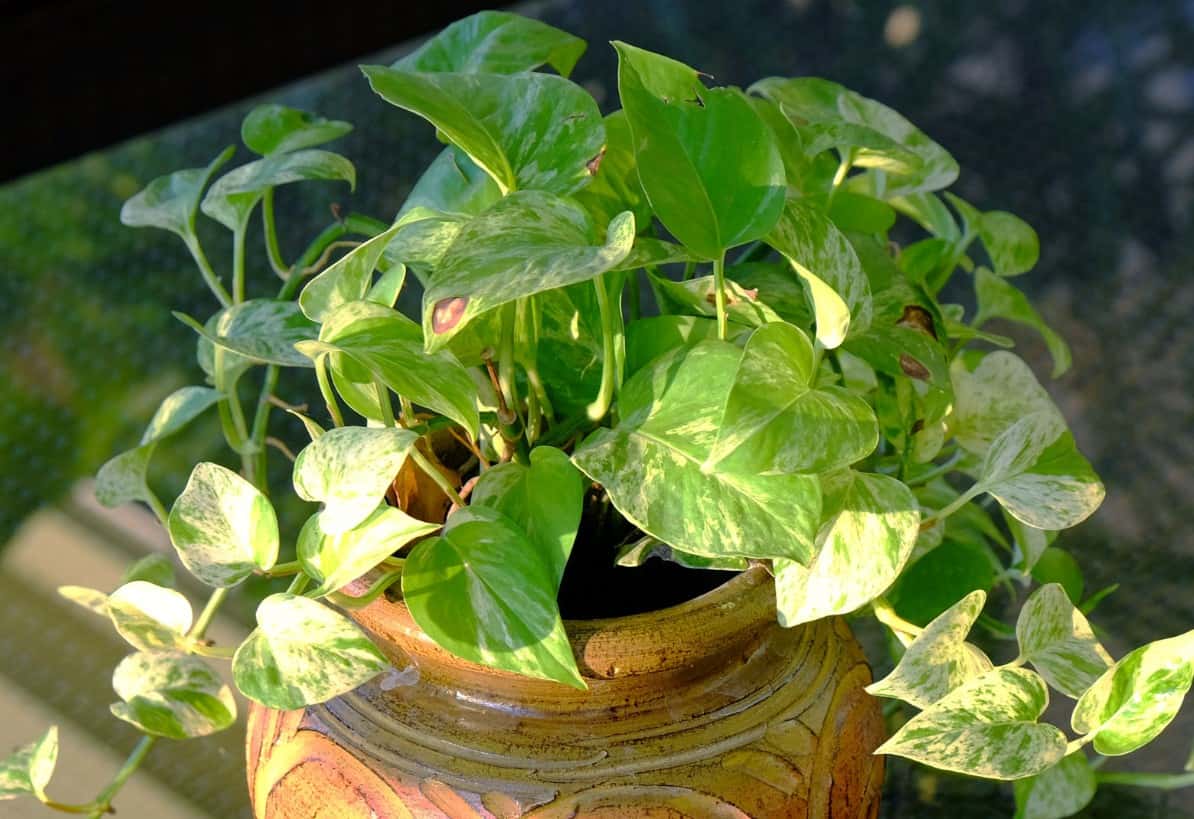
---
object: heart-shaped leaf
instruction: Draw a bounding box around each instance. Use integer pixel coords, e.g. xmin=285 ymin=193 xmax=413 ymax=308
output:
xmin=298 ymin=305 xmax=479 ymax=436
xmin=422 ymin=191 xmax=634 ymax=349
xmin=95 ymin=386 xmax=222 ymax=508
xmin=120 ymin=146 xmax=235 ymax=239
xmin=877 ymin=668 xmax=1068 ymax=780
xmin=298 ymin=505 xmax=439 ymax=597
xmin=978 ymin=211 xmax=1039 ymax=276
xmin=391 ymin=10 xmax=585 ymax=76
xmin=650 ymin=271 xmax=785 ymax=328
xmin=121 ymin=554 xmax=175 ymax=587
xmin=975 ymin=411 xmax=1105 ymax=530
xmin=362 ymin=66 xmax=603 ymax=197
xmin=1072 ymin=629 xmax=1194 ymax=755
xmin=615 ymin=42 xmax=785 ymax=259
xmin=470 ymin=446 xmax=584 ymax=587
xmin=201 ymin=149 xmax=355 ymax=232
xmin=775 ymin=470 xmax=919 ymax=626
xmin=1016 ymin=583 xmax=1113 ymax=698
xmin=707 ymin=322 xmax=878 ymax=474
xmin=299 ymin=214 xmax=415 ymax=322
xmin=168 ymin=462 xmax=279 ymax=587
xmin=573 ymin=340 xmax=823 ymax=563
xmin=110 ymin=652 xmax=237 ymax=739
xmin=867 ymin=590 xmax=993 ymax=709
xmin=764 ymin=199 xmax=870 ymax=348
xmin=241 ymin=104 xmax=353 ymax=156
xmin=1013 ymin=752 xmax=1097 ymax=819
xmin=233 ymin=594 xmax=388 ymax=709
xmin=950 ymin=351 xmax=1059 ymax=454
xmin=403 ymin=506 xmax=584 ymax=688
xmin=751 ymin=77 xmax=958 ymax=197
xmin=185 ymin=299 xmax=318 ymax=369
xmin=0 ymin=726 xmax=57 ymax=801
xmin=107 ymin=581 xmax=193 ymax=652
xmin=975 ymin=268 xmax=1072 ymax=378
xmin=292 ymin=426 xmax=418 ymax=535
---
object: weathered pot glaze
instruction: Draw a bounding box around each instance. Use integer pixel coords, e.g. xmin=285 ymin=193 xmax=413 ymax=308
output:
xmin=246 ymin=566 xmax=885 ymax=818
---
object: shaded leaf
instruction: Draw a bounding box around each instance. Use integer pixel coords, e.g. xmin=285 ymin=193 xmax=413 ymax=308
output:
xmin=975 ymin=267 xmax=1072 ymax=378
xmin=615 ymin=536 xmax=748 ymax=571
xmin=624 ymin=314 xmax=722 ymax=376
xmin=300 ymin=215 xmax=411 ymax=322
xmin=121 ymin=554 xmax=175 ymax=587
xmin=398 ymin=146 xmax=502 ymax=218
xmin=1013 ymin=752 xmax=1097 ymax=819
xmin=110 ymin=652 xmax=236 ymax=739
xmin=241 ymin=104 xmax=352 ymax=155
xmin=57 ymin=585 xmax=110 ymax=617
xmin=574 ymin=110 xmax=652 ymax=230
xmin=650 ymin=270 xmax=784 ymax=328
xmin=891 ymin=539 xmax=999 ymax=626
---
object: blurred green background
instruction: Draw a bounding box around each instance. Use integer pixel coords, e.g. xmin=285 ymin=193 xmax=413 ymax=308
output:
xmin=2 ymin=0 xmax=1193 ymax=816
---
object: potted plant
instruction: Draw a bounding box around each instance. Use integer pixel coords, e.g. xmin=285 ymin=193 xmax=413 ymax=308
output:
xmin=4 ymin=10 xmax=1192 ymax=819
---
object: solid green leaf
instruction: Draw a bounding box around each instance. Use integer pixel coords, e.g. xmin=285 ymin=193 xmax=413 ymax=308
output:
xmin=0 ymin=726 xmax=57 ymax=801
xmin=1016 ymin=584 xmax=1113 ymax=698
xmin=615 ymin=536 xmax=748 ymax=571
xmin=292 ymin=426 xmax=418 ymax=535
xmin=297 ymin=505 xmax=439 ymax=597
xmin=979 ymin=211 xmax=1039 ymax=276
xmin=976 ymin=410 xmax=1105 ymax=530
xmin=168 ymin=462 xmax=279 ymax=587
xmin=891 ymin=191 xmax=961 ymax=240
xmin=110 ymin=652 xmax=236 ymax=740
xmin=516 ymin=283 xmax=605 ymax=419
xmin=624 ymin=315 xmax=723 ymax=376
xmin=751 ymin=76 xmax=958 ymax=196
xmin=402 ymin=506 xmax=584 ymax=688
xmin=367 ymin=263 xmax=407 ymax=308
xmin=107 ymin=581 xmax=193 ymax=652
xmin=1005 ymin=511 xmax=1055 ymax=574
xmin=574 ymin=110 xmax=652 ymax=230
xmin=120 ymin=146 xmax=235 ymax=239
xmin=867 ymin=590 xmax=993 ymax=709
xmin=95 ymin=385 xmax=222 ymax=508
xmin=950 ymin=351 xmax=1059 ymax=454
xmin=121 ymin=554 xmax=175 ymax=587
xmin=187 ymin=299 xmax=318 ymax=368
xmin=1072 ymin=630 xmax=1194 ymax=755
xmin=1014 ymin=752 xmax=1097 ymax=819
xmin=233 ymin=594 xmax=388 ymax=709
xmin=391 ymin=10 xmax=585 ymax=76
xmin=975 ymin=267 xmax=1072 ymax=377
xmin=706 ymin=322 xmax=878 ymax=474
xmin=573 ymin=340 xmax=823 ymax=563
xmin=421 ymin=191 xmax=634 ymax=349
xmin=200 ymin=149 xmax=356 ymax=232
xmin=774 ymin=470 xmax=919 ymax=626
xmin=615 ymin=42 xmax=785 ymax=259
xmin=362 ymin=65 xmax=604 ymax=196
xmin=299 ymin=305 xmax=480 ymax=436
xmin=241 ymin=104 xmax=353 ymax=155
xmin=399 ymin=146 xmax=502 ymax=219
xmin=828 ymin=191 xmax=897 ymax=234
xmin=470 ymin=446 xmax=583 ymax=587
xmin=891 ymin=539 xmax=999 ymax=626
xmin=1032 ymin=547 xmax=1085 ymax=605
xmin=877 ymin=668 xmax=1067 ymax=780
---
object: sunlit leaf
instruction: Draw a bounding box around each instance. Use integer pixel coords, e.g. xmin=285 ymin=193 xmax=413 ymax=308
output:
xmin=650 ymin=271 xmax=784 ymax=328
xmin=392 ymin=10 xmax=585 ymax=76
xmin=167 ymin=462 xmax=279 ymax=587
xmin=0 ymin=726 xmax=57 ymax=801
xmin=950 ymin=351 xmax=1059 ymax=454
xmin=201 ymin=149 xmax=355 ymax=232
xmin=233 ymin=594 xmax=387 ymax=709
xmin=120 ymin=146 xmax=235 ymax=239
xmin=110 ymin=652 xmax=236 ymax=739
xmin=185 ymin=299 xmax=318 ymax=369
xmin=877 ymin=668 xmax=1067 ymax=780
xmin=299 ymin=216 xmax=411 ymax=321
xmin=1072 ymin=630 xmax=1194 ymax=755
xmin=1017 ymin=584 xmax=1113 ymax=698
xmin=241 ymin=104 xmax=353 ymax=156
xmin=57 ymin=585 xmax=110 ymax=617
xmin=107 ymin=581 xmax=193 ymax=652
xmin=298 ymin=505 xmax=439 ymax=597
xmin=403 ymin=506 xmax=584 ymax=688
xmin=292 ymin=426 xmax=418 ymax=535
xmin=867 ymin=590 xmax=993 ymax=709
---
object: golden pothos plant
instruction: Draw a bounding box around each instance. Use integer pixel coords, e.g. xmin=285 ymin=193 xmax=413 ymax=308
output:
xmin=4 ymin=11 xmax=1192 ymax=818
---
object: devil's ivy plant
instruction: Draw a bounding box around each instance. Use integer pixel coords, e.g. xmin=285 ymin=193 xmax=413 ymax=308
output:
xmin=6 ymin=11 xmax=1192 ymax=818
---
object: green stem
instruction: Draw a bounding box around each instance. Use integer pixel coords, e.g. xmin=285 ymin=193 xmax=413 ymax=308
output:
xmin=86 ymin=736 xmax=156 ymax=819
xmin=920 ymin=485 xmax=982 ymax=530
xmin=586 ymin=274 xmax=619 ymax=421
xmin=278 ymin=213 xmax=388 ymax=300
xmin=261 ymin=560 xmax=302 ymax=578
xmin=872 ymin=597 xmax=923 ymax=645
xmin=827 ymin=148 xmax=855 ymax=207
xmin=190 ymin=587 xmax=228 ymax=641
xmin=184 ymin=236 xmax=233 ymax=308
xmin=712 ymin=252 xmax=729 ymax=340
xmin=906 ymin=451 xmax=963 ymax=486
xmin=374 ymin=374 xmax=396 ymax=428
xmin=681 ymin=260 xmax=697 ymax=281
xmin=248 ymin=365 xmax=279 ymax=493
xmin=314 ymin=356 xmax=345 ymax=428
xmin=262 ymin=188 xmax=287 ymax=277
xmin=626 ymin=271 xmax=642 ymax=320
xmin=1096 ymin=771 xmax=1194 ymax=791
xmin=144 ymin=490 xmax=168 ymax=526
xmin=410 ymin=448 xmax=465 ymax=509
xmin=232 ymin=224 xmax=247 ymax=304
xmin=326 ymin=568 xmax=404 ymax=609
xmin=42 ymin=799 xmax=101 ymax=814
xmin=287 ymin=573 xmax=311 ymax=596
xmin=497 ymin=302 xmax=519 ymax=423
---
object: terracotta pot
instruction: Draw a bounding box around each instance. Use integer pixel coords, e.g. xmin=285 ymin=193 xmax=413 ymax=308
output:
xmin=246 ymin=566 xmax=886 ymax=818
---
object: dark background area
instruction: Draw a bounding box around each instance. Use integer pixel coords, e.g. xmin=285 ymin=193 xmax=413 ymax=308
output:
xmin=2 ymin=0 xmax=1194 ymax=816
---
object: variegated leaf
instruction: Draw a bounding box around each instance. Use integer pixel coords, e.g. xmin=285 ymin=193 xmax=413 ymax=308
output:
xmin=200 ymin=149 xmax=355 ymax=232
xmin=707 ymin=322 xmax=878 ymax=475
xmin=0 ymin=726 xmax=57 ymax=801
xmin=185 ymin=298 xmax=318 ymax=368
xmin=233 ymin=594 xmax=388 ymax=709
xmin=1013 ymin=752 xmax=1096 ymax=819
xmin=572 ymin=341 xmax=823 ymax=563
xmin=1016 ymin=583 xmax=1113 ymax=698
xmin=57 ymin=585 xmax=110 ymax=617
xmin=391 ymin=10 xmax=585 ymax=76
xmin=120 ymin=146 xmax=234 ymax=239
xmin=299 ymin=214 xmax=410 ymax=322
xmin=866 ymin=590 xmax=993 ymax=709
xmin=775 ymin=471 xmax=919 ymax=626
xmin=292 ymin=426 xmax=418 ymax=535
xmin=298 ymin=506 xmax=439 ymax=597
xmin=168 ymin=462 xmax=279 ymax=587
xmin=950 ymin=351 xmax=1059 ymax=454
xmin=107 ymin=581 xmax=193 ymax=652
xmin=110 ymin=652 xmax=236 ymax=739
xmin=877 ymin=668 xmax=1067 ymax=780
xmin=1072 ymin=629 xmax=1194 ymax=755
xmin=615 ymin=536 xmax=748 ymax=571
